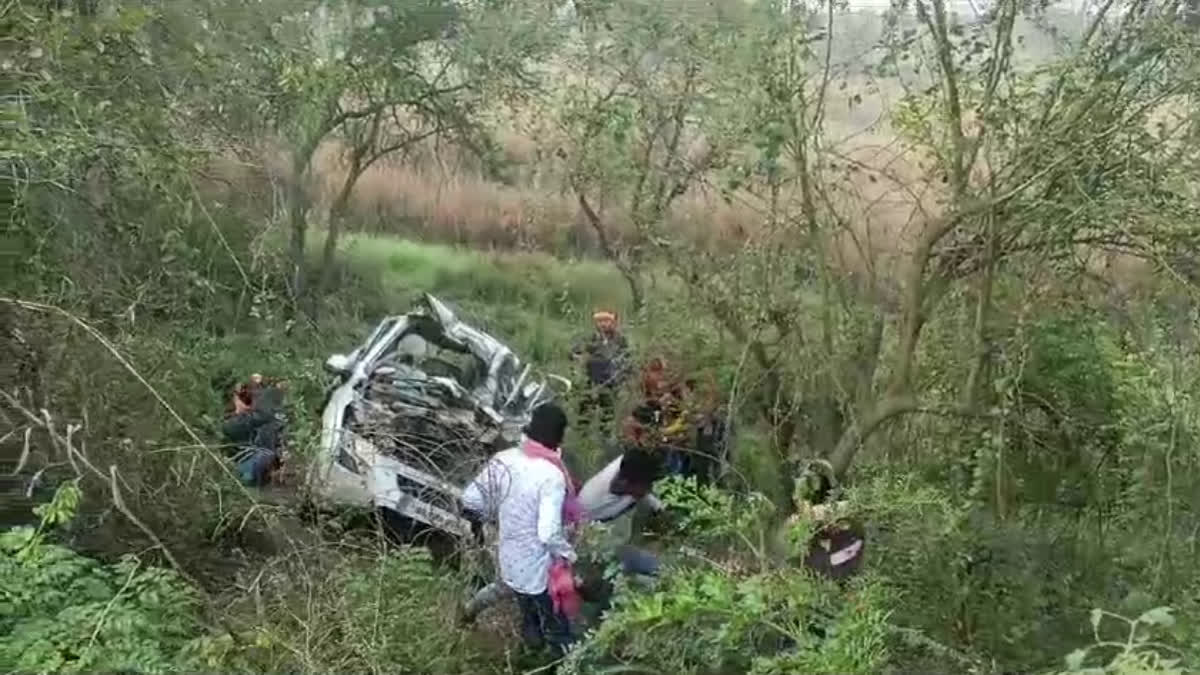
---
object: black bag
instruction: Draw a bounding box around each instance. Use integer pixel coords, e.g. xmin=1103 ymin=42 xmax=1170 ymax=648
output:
xmin=803 ymin=518 xmax=866 ymax=581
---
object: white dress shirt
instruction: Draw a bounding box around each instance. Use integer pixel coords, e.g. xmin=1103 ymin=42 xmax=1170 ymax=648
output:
xmin=462 ymin=446 xmax=575 ymax=595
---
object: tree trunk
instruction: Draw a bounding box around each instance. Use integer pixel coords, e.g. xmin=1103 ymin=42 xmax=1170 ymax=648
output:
xmin=314 ymin=109 xmax=384 ymax=314
xmin=852 ymin=315 xmax=886 ymax=415
xmin=575 ymin=189 xmax=646 ymax=315
xmin=828 ymin=393 xmax=917 ymax=479
xmin=775 ymin=414 xmax=800 ymax=508
xmin=959 ymin=208 xmax=998 ymax=494
xmin=287 ymin=159 xmax=309 ymax=309
xmin=316 ymin=161 xmax=362 ymax=311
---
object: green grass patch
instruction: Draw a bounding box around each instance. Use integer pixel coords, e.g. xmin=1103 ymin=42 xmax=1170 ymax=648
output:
xmin=340 ymin=234 xmax=631 ymax=318
xmin=334 ymin=232 xmax=643 ymax=381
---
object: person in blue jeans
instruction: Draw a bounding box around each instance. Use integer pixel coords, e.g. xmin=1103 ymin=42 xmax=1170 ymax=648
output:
xmin=460 ymin=448 xmax=666 ymax=625
xmin=220 ymin=375 xmax=285 ymax=487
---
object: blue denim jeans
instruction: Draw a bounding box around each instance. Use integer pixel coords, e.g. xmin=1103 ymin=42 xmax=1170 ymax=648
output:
xmin=615 ymin=545 xmax=660 ymax=576
xmin=232 ymin=446 xmax=277 ymax=486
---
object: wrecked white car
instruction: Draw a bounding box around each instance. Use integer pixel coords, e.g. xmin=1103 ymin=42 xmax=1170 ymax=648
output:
xmin=308 ymin=294 xmax=570 ymax=541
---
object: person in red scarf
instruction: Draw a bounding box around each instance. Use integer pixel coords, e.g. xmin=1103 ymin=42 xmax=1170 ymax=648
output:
xmin=460 ymin=403 xmax=582 ymax=655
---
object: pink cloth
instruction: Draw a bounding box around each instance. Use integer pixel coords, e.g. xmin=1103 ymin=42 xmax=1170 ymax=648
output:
xmin=520 ymin=438 xmax=585 ymax=525
xmin=549 ymin=558 xmax=582 ymax=619
xmin=521 ymin=437 xmax=584 ymax=618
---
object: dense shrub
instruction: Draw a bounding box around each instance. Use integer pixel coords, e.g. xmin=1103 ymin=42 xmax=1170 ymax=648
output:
xmin=239 ymin=545 xmax=496 ymax=674
xmin=0 ymin=482 xmax=230 ymax=674
xmin=562 ymin=476 xmax=892 ymax=674
xmin=564 ymin=566 xmax=891 ymax=675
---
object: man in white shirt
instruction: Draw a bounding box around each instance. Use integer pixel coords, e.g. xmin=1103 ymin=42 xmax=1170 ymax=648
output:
xmin=576 ymin=448 xmax=666 ymax=576
xmin=460 ymin=403 xmax=576 ymax=654
xmin=576 ymin=449 xmax=665 ymax=522
xmin=461 ymin=448 xmax=666 ymax=624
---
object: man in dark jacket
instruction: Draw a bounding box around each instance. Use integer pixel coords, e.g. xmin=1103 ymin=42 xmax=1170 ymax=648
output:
xmin=571 ymin=311 xmax=632 ymax=435
xmin=221 ymin=374 xmax=286 ymax=487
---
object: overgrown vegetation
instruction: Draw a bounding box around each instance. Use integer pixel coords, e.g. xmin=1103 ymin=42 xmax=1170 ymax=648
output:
xmin=4 ymin=0 xmax=1200 ymax=672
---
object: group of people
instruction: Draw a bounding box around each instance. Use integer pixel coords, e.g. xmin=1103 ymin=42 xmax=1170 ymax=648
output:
xmin=571 ymin=310 xmax=731 ymax=484
xmin=458 ymin=402 xmax=666 ymax=655
xmin=215 ymin=311 xmax=865 ymax=660
xmin=452 ymin=311 xmax=738 ymax=657
xmin=452 ymin=413 xmax=867 ymax=661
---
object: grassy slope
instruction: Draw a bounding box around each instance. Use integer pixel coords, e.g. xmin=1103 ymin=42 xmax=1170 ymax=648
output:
xmin=338 ymin=233 xmax=631 ymax=366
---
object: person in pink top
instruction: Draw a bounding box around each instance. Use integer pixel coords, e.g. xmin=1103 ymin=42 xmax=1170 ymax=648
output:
xmin=461 ymin=403 xmax=581 ymax=655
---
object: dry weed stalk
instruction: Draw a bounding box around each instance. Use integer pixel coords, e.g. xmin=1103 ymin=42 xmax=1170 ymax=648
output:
xmin=0 ymin=388 xmax=197 ymax=585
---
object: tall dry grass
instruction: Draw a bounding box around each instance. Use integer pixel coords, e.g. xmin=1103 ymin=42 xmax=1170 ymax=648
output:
xmin=200 ymin=70 xmax=1156 ymax=298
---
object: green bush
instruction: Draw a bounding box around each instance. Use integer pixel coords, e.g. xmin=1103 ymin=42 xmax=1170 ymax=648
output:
xmin=1055 ymin=607 xmax=1191 ymax=675
xmin=565 ymin=476 xmax=891 ymax=674
xmin=563 ymin=567 xmax=891 ymax=675
xmin=1008 ymin=313 xmax=1123 ymax=505
xmin=0 ymin=482 xmax=228 ymax=675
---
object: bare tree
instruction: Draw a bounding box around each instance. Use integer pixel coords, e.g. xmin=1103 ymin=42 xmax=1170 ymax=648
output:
xmin=547 ymin=0 xmax=736 ymax=316
xmin=823 ymin=0 xmax=1200 ymax=477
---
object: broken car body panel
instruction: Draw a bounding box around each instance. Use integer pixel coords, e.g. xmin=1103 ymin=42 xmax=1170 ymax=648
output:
xmin=310 ymin=293 xmax=569 ymax=538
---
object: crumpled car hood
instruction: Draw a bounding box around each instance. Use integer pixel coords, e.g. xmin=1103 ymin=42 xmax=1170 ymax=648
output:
xmin=310 ymin=293 xmax=569 ymax=536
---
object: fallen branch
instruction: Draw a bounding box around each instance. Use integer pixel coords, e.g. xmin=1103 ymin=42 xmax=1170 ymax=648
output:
xmin=109 ymin=464 xmax=199 ymax=587
xmin=0 ymin=297 xmax=205 ymax=446
xmin=9 ymin=427 xmax=31 ymax=476
xmin=0 ymin=296 xmax=254 ymax=489
xmin=0 ymin=390 xmax=200 ymax=583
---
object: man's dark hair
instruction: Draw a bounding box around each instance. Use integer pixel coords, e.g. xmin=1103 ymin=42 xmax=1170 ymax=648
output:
xmin=525 ymin=402 xmax=568 ymax=448
xmin=810 ymin=472 xmax=834 ymax=505
xmin=617 ymin=448 xmax=662 ymax=486
xmin=797 ymin=460 xmax=837 ymax=506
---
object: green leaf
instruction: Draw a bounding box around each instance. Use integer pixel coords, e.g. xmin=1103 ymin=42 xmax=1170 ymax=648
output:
xmin=1065 ymin=648 xmax=1088 ymax=670
xmin=1089 ymin=608 xmax=1102 ymax=632
xmin=1136 ymin=606 xmax=1174 ymax=627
